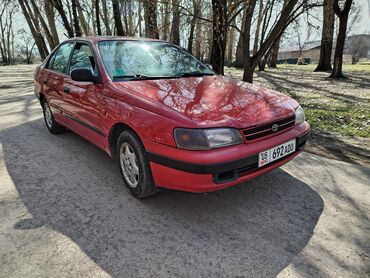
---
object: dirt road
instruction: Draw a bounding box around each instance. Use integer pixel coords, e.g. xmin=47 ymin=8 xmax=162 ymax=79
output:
xmin=0 ymin=65 xmax=369 ymax=277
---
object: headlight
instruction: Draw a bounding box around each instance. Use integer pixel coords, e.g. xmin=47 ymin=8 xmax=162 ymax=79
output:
xmin=295 ymin=106 xmax=305 ymax=124
xmin=174 ymin=128 xmax=243 ymax=150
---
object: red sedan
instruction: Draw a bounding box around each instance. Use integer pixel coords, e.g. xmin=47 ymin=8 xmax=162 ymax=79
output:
xmin=34 ymin=37 xmax=310 ymax=198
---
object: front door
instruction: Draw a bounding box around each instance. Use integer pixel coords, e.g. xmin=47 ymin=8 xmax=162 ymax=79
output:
xmin=63 ymin=42 xmax=105 ymax=149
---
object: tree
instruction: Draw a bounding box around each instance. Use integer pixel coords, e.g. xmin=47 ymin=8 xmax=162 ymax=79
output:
xmin=188 ymin=0 xmax=201 ymax=52
xmin=95 ymin=0 xmax=102 ymax=35
xmin=209 ymin=0 xmax=243 ymax=73
xmin=234 ymin=3 xmax=247 ymax=68
xmin=112 ymin=0 xmax=125 ymax=36
xmin=18 ymin=29 xmax=36 ymax=64
xmin=72 ymin=0 xmax=82 ymax=36
xmin=44 ymin=0 xmax=60 ymax=46
xmin=19 ymin=0 xmax=49 ymax=60
xmin=210 ymin=0 xmax=227 ymax=74
xmin=241 ymin=0 xmax=322 ymax=82
xmin=267 ymin=0 xmax=288 ymax=68
xmin=193 ymin=2 xmax=203 ymax=58
xmin=226 ymin=19 xmax=235 ymax=66
xmin=50 ymin=0 xmax=74 ymax=38
xmin=253 ymin=0 xmax=264 ymax=55
xmin=160 ymin=1 xmax=170 ymax=40
xmin=170 ymin=0 xmax=180 ymax=45
xmin=143 ymin=0 xmax=159 ymax=39
xmin=330 ymin=0 xmax=353 ymax=78
xmin=292 ymin=18 xmax=313 ymax=62
xmin=315 ymin=0 xmax=334 ymax=71
xmin=101 ymin=0 xmax=112 ymax=35
xmin=0 ymin=0 xmax=16 ymax=65
xmin=347 ymin=36 xmax=366 ymax=64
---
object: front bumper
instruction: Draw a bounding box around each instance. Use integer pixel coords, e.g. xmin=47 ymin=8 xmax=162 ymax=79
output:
xmin=143 ymin=122 xmax=310 ymax=192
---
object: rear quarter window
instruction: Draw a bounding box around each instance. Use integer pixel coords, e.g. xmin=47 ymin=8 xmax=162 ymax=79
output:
xmin=48 ymin=42 xmax=74 ymax=74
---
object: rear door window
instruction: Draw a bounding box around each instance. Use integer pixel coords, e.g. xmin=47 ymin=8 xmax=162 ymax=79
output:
xmin=49 ymin=43 xmax=74 ymax=74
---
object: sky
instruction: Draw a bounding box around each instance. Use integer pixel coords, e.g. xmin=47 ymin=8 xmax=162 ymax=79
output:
xmin=353 ymin=0 xmax=370 ymax=35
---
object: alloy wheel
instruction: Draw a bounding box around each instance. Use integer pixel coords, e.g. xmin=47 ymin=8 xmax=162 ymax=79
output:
xmin=119 ymin=142 xmax=139 ymax=188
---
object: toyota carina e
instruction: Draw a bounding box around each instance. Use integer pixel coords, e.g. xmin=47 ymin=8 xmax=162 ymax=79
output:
xmin=34 ymin=37 xmax=311 ymax=198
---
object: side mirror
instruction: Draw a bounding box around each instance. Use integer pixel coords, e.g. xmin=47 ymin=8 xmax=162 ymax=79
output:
xmin=71 ymin=68 xmax=99 ymax=83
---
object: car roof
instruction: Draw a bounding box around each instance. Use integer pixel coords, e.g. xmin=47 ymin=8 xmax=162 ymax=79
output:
xmin=65 ymin=36 xmax=166 ymax=44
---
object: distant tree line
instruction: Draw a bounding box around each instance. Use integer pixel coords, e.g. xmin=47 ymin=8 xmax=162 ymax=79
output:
xmin=0 ymin=0 xmax=356 ymax=81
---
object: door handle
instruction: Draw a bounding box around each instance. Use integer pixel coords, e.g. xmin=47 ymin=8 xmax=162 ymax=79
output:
xmin=43 ymin=79 xmax=48 ymax=84
xmin=63 ymin=86 xmax=70 ymax=93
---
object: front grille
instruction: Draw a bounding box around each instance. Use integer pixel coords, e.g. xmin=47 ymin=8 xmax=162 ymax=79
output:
xmin=242 ymin=115 xmax=295 ymax=141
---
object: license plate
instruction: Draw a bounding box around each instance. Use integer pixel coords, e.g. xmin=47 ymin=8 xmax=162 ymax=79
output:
xmin=258 ymin=139 xmax=296 ymax=167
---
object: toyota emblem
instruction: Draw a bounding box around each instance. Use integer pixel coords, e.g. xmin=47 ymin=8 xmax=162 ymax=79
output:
xmin=271 ymin=124 xmax=279 ymax=132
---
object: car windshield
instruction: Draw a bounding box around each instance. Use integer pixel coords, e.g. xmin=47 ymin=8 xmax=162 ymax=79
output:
xmin=98 ymin=40 xmax=214 ymax=81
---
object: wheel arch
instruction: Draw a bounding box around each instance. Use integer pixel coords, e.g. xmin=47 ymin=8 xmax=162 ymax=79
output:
xmin=108 ymin=122 xmax=143 ymax=159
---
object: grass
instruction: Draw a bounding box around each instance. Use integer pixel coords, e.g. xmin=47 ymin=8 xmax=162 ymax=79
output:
xmin=304 ymin=104 xmax=370 ymax=138
xmin=278 ymin=63 xmax=370 ymax=73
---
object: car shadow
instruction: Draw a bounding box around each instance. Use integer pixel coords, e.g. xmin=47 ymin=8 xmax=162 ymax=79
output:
xmin=2 ymin=119 xmax=324 ymax=277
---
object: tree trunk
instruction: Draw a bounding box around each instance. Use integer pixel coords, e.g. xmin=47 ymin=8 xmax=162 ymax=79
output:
xmin=170 ymin=0 xmax=180 ymax=45
xmin=187 ymin=0 xmax=200 ymax=52
xmin=101 ymin=0 xmax=112 ymax=35
xmin=19 ymin=0 xmax=49 ymax=59
xmin=267 ymin=0 xmax=288 ymax=68
xmin=161 ymin=1 xmax=170 ymax=40
xmin=253 ymin=0 xmax=263 ymax=55
xmin=143 ymin=0 xmax=159 ymax=39
xmin=30 ymin=0 xmax=57 ymax=49
xmin=315 ymin=0 xmax=334 ymax=72
xmin=330 ymin=0 xmax=353 ymax=78
xmin=51 ymin=0 xmax=74 ymax=38
xmin=210 ymin=0 xmax=227 ymax=74
xmin=138 ymin=0 xmax=143 ymax=36
xmin=71 ymin=0 xmax=82 ymax=37
xmin=268 ymin=38 xmax=280 ymax=67
xmin=76 ymin=0 xmax=90 ymax=36
xmin=242 ymin=0 xmax=257 ymax=82
xmin=226 ymin=24 xmax=235 ymax=66
xmin=194 ymin=24 xmax=201 ymax=59
xmin=44 ymin=0 xmax=60 ymax=47
xmin=258 ymin=58 xmax=266 ymax=71
xmin=234 ymin=5 xmax=246 ymax=68
xmin=127 ymin=1 xmax=134 ymax=36
xmin=243 ymin=0 xmax=299 ymax=82
xmin=112 ymin=0 xmax=125 ymax=36
xmin=95 ymin=0 xmax=102 ymax=35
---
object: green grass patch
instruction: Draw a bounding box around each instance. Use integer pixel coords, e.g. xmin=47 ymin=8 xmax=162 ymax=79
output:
xmin=278 ymin=63 xmax=370 ymax=73
xmin=304 ymin=104 xmax=370 ymax=137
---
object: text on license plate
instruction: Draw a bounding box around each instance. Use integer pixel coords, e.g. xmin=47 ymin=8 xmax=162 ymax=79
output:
xmin=258 ymin=139 xmax=296 ymax=167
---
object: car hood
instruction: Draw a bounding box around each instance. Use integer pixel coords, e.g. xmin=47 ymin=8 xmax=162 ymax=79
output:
xmin=114 ymin=75 xmax=298 ymax=128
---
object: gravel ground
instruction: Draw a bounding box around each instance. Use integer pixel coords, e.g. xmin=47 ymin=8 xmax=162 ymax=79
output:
xmin=0 ymin=65 xmax=369 ymax=277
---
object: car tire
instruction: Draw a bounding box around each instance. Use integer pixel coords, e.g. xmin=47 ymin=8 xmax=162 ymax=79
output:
xmin=42 ymin=99 xmax=65 ymax=134
xmin=117 ymin=130 xmax=157 ymax=198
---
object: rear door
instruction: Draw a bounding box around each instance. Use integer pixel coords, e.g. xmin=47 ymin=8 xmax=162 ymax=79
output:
xmin=42 ymin=42 xmax=75 ymax=123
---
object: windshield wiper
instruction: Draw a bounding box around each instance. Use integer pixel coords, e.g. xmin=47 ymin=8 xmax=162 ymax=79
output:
xmin=112 ymin=74 xmax=180 ymax=81
xmin=175 ymin=72 xmax=214 ymax=77
xmin=112 ymin=74 xmax=153 ymax=81
xmin=113 ymin=72 xmax=214 ymax=81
